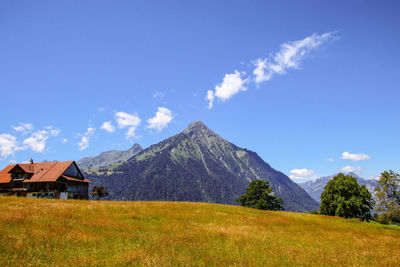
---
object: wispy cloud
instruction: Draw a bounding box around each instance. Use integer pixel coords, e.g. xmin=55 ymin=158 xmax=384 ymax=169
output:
xmin=206 ymin=71 xmax=248 ymax=109
xmin=289 ymin=168 xmax=318 ymax=181
xmin=152 ymin=90 xmax=165 ymax=99
xmin=23 ymin=130 xmax=49 ymax=153
xmin=78 ymin=128 xmax=95 ymax=151
xmin=341 ymin=152 xmax=371 ymax=161
xmin=253 ymin=59 xmax=271 ymax=83
xmin=253 ymin=32 xmax=337 ymax=84
xmin=147 ymin=107 xmax=174 ymax=131
xmin=100 ymin=121 xmax=115 ymax=133
xmin=125 ymin=127 xmax=137 ymax=139
xmin=12 ymin=123 xmax=34 ymax=135
xmin=206 ymin=90 xmax=215 ymax=109
xmin=0 ymin=134 xmax=22 ymax=158
xmin=327 ymin=158 xmax=335 ymax=162
xmin=1 ymin=125 xmax=61 ymax=157
xmin=115 ymin=111 xmax=141 ymax=139
xmin=50 ymin=129 xmax=60 ymax=136
xmin=206 ymin=32 xmax=337 ymax=108
xmin=22 ymin=127 xmax=60 ymax=153
xmin=44 ymin=126 xmax=60 ymax=137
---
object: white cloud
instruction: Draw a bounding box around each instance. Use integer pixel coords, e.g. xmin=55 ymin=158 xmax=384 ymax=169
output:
xmin=12 ymin=123 xmax=34 ymax=134
xmin=215 ymin=71 xmax=248 ymax=100
xmin=62 ymin=138 xmax=68 ymax=143
xmin=253 ymin=32 xmax=337 ymax=84
xmin=327 ymin=158 xmax=335 ymax=162
xmin=340 ymin=166 xmax=362 ymax=175
xmin=147 ymin=107 xmax=174 ymax=131
xmin=289 ymin=168 xmax=318 ymax=181
xmin=206 ymin=32 xmax=337 ymax=108
xmin=152 ymin=90 xmax=165 ymax=99
xmin=115 ymin=112 xmax=141 ymax=128
xmin=0 ymin=134 xmax=23 ymax=158
xmin=207 ymin=71 xmax=248 ymax=109
xmin=8 ymin=159 xmax=17 ymax=164
xmin=50 ymin=129 xmax=60 ymax=136
xmin=23 ymin=130 xmax=50 ymax=153
xmin=206 ymin=90 xmax=215 ymax=109
xmin=78 ymin=128 xmax=95 ymax=151
xmin=100 ymin=121 xmax=115 ymax=133
xmin=44 ymin=126 xmax=60 ymax=137
xmin=2 ymin=126 xmax=61 ymax=156
xmin=125 ymin=127 xmax=136 ymax=139
xmin=341 ymin=152 xmax=371 ymax=161
xmin=253 ymin=59 xmax=272 ymax=83
xmin=114 ymin=111 xmax=141 ymax=139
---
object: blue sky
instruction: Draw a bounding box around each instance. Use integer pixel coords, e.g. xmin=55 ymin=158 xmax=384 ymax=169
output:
xmin=1 ymin=0 xmax=399 ymax=182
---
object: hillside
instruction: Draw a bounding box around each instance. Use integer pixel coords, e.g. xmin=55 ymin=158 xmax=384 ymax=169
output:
xmin=87 ymin=121 xmax=318 ymax=212
xmin=0 ymin=197 xmax=399 ymax=266
xmin=77 ymin=143 xmax=142 ymax=170
xmin=298 ymin=172 xmax=379 ymax=202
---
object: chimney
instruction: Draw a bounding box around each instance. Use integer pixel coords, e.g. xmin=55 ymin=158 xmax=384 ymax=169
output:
xmin=29 ymin=158 xmax=34 ymax=164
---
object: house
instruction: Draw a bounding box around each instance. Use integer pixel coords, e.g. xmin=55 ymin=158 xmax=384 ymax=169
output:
xmin=0 ymin=160 xmax=91 ymax=199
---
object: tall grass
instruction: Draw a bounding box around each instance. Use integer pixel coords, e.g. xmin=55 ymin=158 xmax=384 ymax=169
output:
xmin=0 ymin=197 xmax=399 ymax=266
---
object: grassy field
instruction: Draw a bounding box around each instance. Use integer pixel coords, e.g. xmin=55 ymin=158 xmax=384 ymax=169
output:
xmin=0 ymin=197 xmax=399 ymax=266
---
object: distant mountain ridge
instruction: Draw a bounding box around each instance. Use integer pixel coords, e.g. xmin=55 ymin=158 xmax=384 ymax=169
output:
xmin=77 ymin=144 xmax=143 ymax=170
xmin=86 ymin=121 xmax=319 ymax=212
xmin=298 ymin=172 xmax=378 ymax=202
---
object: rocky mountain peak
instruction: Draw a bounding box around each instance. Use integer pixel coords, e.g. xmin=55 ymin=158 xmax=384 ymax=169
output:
xmin=184 ymin=121 xmax=216 ymax=137
xmin=298 ymin=172 xmax=378 ymax=202
xmin=77 ymin=143 xmax=143 ymax=170
xmin=184 ymin=121 xmax=208 ymax=131
xmin=129 ymin=143 xmax=143 ymax=151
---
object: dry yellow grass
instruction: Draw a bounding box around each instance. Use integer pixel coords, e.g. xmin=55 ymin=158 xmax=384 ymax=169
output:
xmin=0 ymin=197 xmax=399 ymax=266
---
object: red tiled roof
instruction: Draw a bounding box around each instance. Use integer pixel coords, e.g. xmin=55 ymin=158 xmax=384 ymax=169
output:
xmin=9 ymin=164 xmax=35 ymax=174
xmin=0 ymin=165 xmax=15 ymax=184
xmin=27 ymin=161 xmax=73 ymax=182
xmin=60 ymin=175 xmax=91 ymax=183
xmin=0 ymin=161 xmax=90 ymax=184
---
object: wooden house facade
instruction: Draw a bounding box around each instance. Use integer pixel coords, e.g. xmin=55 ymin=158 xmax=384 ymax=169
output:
xmin=0 ymin=161 xmax=91 ymax=199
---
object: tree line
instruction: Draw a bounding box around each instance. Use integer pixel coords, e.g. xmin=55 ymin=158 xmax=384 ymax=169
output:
xmin=237 ymin=170 xmax=400 ymax=225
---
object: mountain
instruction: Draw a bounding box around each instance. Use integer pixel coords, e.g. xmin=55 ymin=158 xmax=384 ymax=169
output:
xmin=77 ymin=143 xmax=143 ymax=170
xmin=87 ymin=121 xmax=319 ymax=212
xmin=298 ymin=172 xmax=379 ymax=202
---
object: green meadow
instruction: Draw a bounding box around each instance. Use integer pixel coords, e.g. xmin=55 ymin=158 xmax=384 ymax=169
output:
xmin=0 ymin=197 xmax=399 ymax=266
